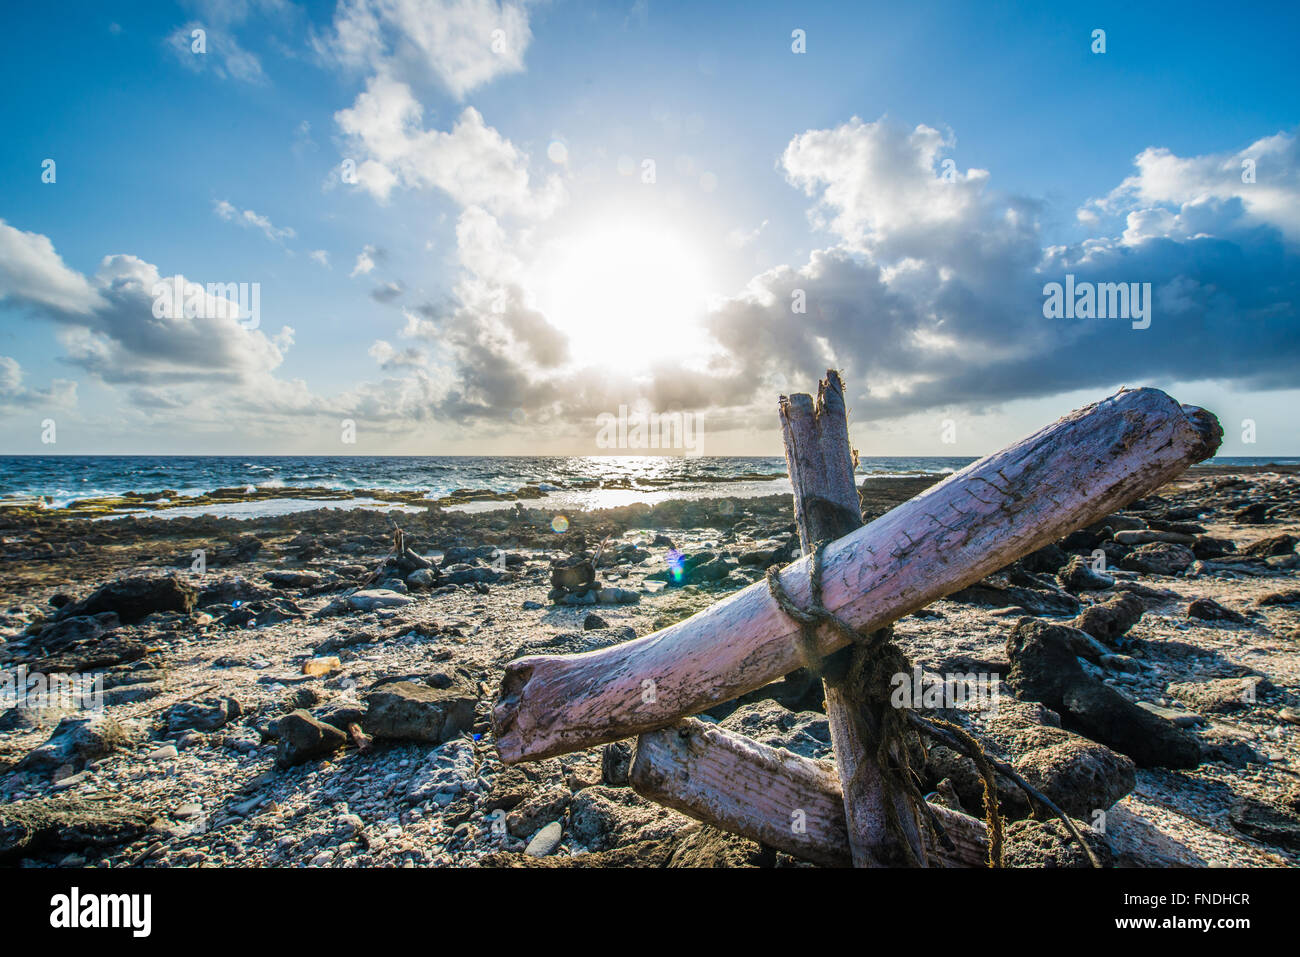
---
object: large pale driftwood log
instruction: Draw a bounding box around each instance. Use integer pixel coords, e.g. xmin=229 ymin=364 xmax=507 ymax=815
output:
xmin=630 ymin=718 xmax=988 ymax=868
xmin=494 ymin=388 xmax=1221 ymax=763
xmin=777 ymin=372 xmax=925 ymax=867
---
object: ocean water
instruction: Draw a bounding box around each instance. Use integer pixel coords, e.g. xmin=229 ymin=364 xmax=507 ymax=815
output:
xmin=0 ymin=454 xmax=1292 ymax=516
xmin=0 ymin=455 xmax=970 ymax=508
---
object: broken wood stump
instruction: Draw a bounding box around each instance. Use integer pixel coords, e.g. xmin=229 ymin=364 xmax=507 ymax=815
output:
xmin=776 ymin=371 xmax=925 ymax=866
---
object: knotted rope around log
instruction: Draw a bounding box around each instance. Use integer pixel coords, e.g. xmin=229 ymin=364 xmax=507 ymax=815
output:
xmin=766 ymin=540 xmax=1102 ymax=868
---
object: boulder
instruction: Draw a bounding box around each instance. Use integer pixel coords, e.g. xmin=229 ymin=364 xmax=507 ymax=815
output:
xmin=275 ymin=710 xmax=347 ymax=768
xmin=263 ymin=570 xmax=322 ymax=589
xmin=347 ymin=589 xmax=414 ymax=611
xmin=507 ymin=785 xmax=572 ymax=838
xmin=1119 ymin=542 xmax=1195 ymax=576
xmin=166 ymin=696 xmax=241 ymax=733
xmin=1186 ymin=597 xmax=1247 ymax=623
xmin=1241 ymin=534 xmax=1297 ymax=558
xmin=0 ymin=796 xmax=155 ymax=863
xmin=718 ymin=700 xmax=832 ymax=759
xmin=1070 ymin=593 xmax=1145 ymax=646
xmin=31 ymin=613 xmax=119 ymax=652
xmin=601 ymin=741 xmax=633 ymax=786
xmin=18 ymin=714 xmax=132 ymax=773
xmin=1006 ymin=618 xmax=1201 ymax=768
xmin=58 ymin=576 xmax=196 ymax=625
xmin=1056 ymin=556 xmax=1114 ymax=593
xmin=525 ymin=821 xmax=564 ymax=857
xmin=405 ymin=568 xmax=440 ymax=589
xmin=1002 ymin=818 xmax=1113 ymax=868
xmin=568 ymin=785 xmax=691 ymax=851
xmin=362 ymin=681 xmax=476 ymax=744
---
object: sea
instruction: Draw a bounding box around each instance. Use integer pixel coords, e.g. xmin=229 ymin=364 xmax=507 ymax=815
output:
xmin=0 ymin=455 xmax=1295 ymax=519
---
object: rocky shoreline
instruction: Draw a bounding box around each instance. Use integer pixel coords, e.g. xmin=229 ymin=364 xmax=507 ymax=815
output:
xmin=1 ymin=468 xmax=1298 ymax=868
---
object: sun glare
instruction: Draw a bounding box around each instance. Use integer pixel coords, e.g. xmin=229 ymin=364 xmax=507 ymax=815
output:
xmin=530 ymin=222 xmax=715 ymax=368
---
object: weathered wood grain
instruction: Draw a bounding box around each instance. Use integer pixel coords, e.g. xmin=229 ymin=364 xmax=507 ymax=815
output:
xmin=630 ymin=718 xmax=988 ymax=868
xmin=494 ymin=388 xmax=1221 ymax=763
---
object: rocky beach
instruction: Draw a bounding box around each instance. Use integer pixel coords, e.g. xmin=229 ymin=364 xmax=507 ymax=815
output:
xmin=1 ymin=465 xmax=1298 ymax=869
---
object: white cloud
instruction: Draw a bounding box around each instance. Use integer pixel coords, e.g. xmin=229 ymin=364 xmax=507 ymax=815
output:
xmin=322 ymin=0 xmax=531 ymax=100
xmin=213 ymin=199 xmax=296 ymax=244
xmin=1081 ymin=130 xmax=1300 ymax=244
xmin=726 ymin=219 xmax=768 ymax=248
xmin=0 ymin=220 xmax=105 ymax=315
xmin=351 ymin=245 xmax=379 ymax=276
xmin=334 ymin=75 xmax=564 ymax=215
xmin=782 ymin=117 xmax=993 ymax=253
xmin=0 ymin=355 xmax=78 ymax=410
xmin=309 ymin=249 xmax=331 ymax=267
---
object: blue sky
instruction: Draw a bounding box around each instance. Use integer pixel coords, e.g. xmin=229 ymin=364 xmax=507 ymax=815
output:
xmin=0 ymin=0 xmax=1297 ymax=456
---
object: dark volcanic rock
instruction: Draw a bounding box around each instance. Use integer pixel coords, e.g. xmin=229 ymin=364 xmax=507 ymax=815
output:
xmin=1192 ymin=536 xmax=1237 ymax=560
xmin=1070 ymin=593 xmax=1145 ymax=646
xmin=1241 ymin=534 xmax=1297 ymax=558
xmin=601 ymin=741 xmax=633 ymax=786
xmin=508 ymin=626 xmax=636 ymax=662
xmin=18 ymin=714 xmax=132 ymax=773
xmin=0 ymin=796 xmax=155 ymax=863
xmin=31 ymin=613 xmax=120 ymax=652
xmin=362 ymin=681 xmax=476 ymax=744
xmin=1056 ymin=555 xmax=1115 ymax=593
xmin=1231 ymin=502 xmax=1274 ymax=524
xmin=167 ymin=696 xmax=242 ymax=734
xmin=1021 ymin=543 xmax=1069 ymax=575
xmin=1187 ymin=597 xmax=1247 ymax=623
xmin=1119 ymin=542 xmax=1195 ymax=576
xmin=1228 ymin=797 xmax=1300 ymax=852
xmin=718 ymin=700 xmax=832 ymax=759
xmin=59 ymin=575 xmax=197 ymax=625
xmin=1006 ymin=618 xmax=1201 ymax=768
xmin=275 ymin=710 xmax=347 ymax=768
xmin=1002 ymin=818 xmax=1113 ymax=868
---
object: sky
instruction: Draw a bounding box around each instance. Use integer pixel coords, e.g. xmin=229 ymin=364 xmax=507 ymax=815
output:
xmin=0 ymin=0 xmax=1297 ymax=457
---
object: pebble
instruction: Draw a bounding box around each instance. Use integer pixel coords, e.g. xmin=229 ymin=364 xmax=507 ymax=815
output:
xmin=525 ymin=820 xmax=563 ymax=857
xmin=148 ymin=744 xmax=179 ymax=761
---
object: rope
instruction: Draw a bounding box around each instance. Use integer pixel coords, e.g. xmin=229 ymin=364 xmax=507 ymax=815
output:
xmin=766 ymin=540 xmax=1101 ymax=869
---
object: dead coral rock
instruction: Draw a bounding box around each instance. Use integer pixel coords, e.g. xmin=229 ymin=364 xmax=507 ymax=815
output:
xmin=1002 ymin=818 xmax=1113 ymax=868
xmin=0 ymin=796 xmax=156 ymax=863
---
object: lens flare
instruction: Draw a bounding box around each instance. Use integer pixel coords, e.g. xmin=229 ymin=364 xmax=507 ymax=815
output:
xmin=666 ymin=548 xmax=686 ymax=583
xmin=551 ymin=515 xmax=570 ymax=533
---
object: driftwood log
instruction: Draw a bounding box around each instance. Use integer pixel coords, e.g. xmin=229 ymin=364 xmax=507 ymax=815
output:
xmin=629 ymin=717 xmax=988 ymax=868
xmin=777 ymin=373 xmax=925 ymax=866
xmin=494 ymin=387 xmax=1221 ymax=763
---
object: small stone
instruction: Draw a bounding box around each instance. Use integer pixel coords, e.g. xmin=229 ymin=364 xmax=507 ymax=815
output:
xmin=173 ymin=802 xmax=203 ymax=819
xmin=347 ymin=589 xmax=414 ymax=612
xmin=302 ymin=656 xmax=342 ymax=677
xmin=148 ymin=744 xmax=179 ymax=761
xmin=524 ymin=821 xmax=563 ymax=857
xmin=1135 ymin=701 xmax=1205 ymax=727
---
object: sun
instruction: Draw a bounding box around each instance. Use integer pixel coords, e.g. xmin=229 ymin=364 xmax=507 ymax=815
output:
xmin=529 ymin=219 xmax=716 ymax=368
